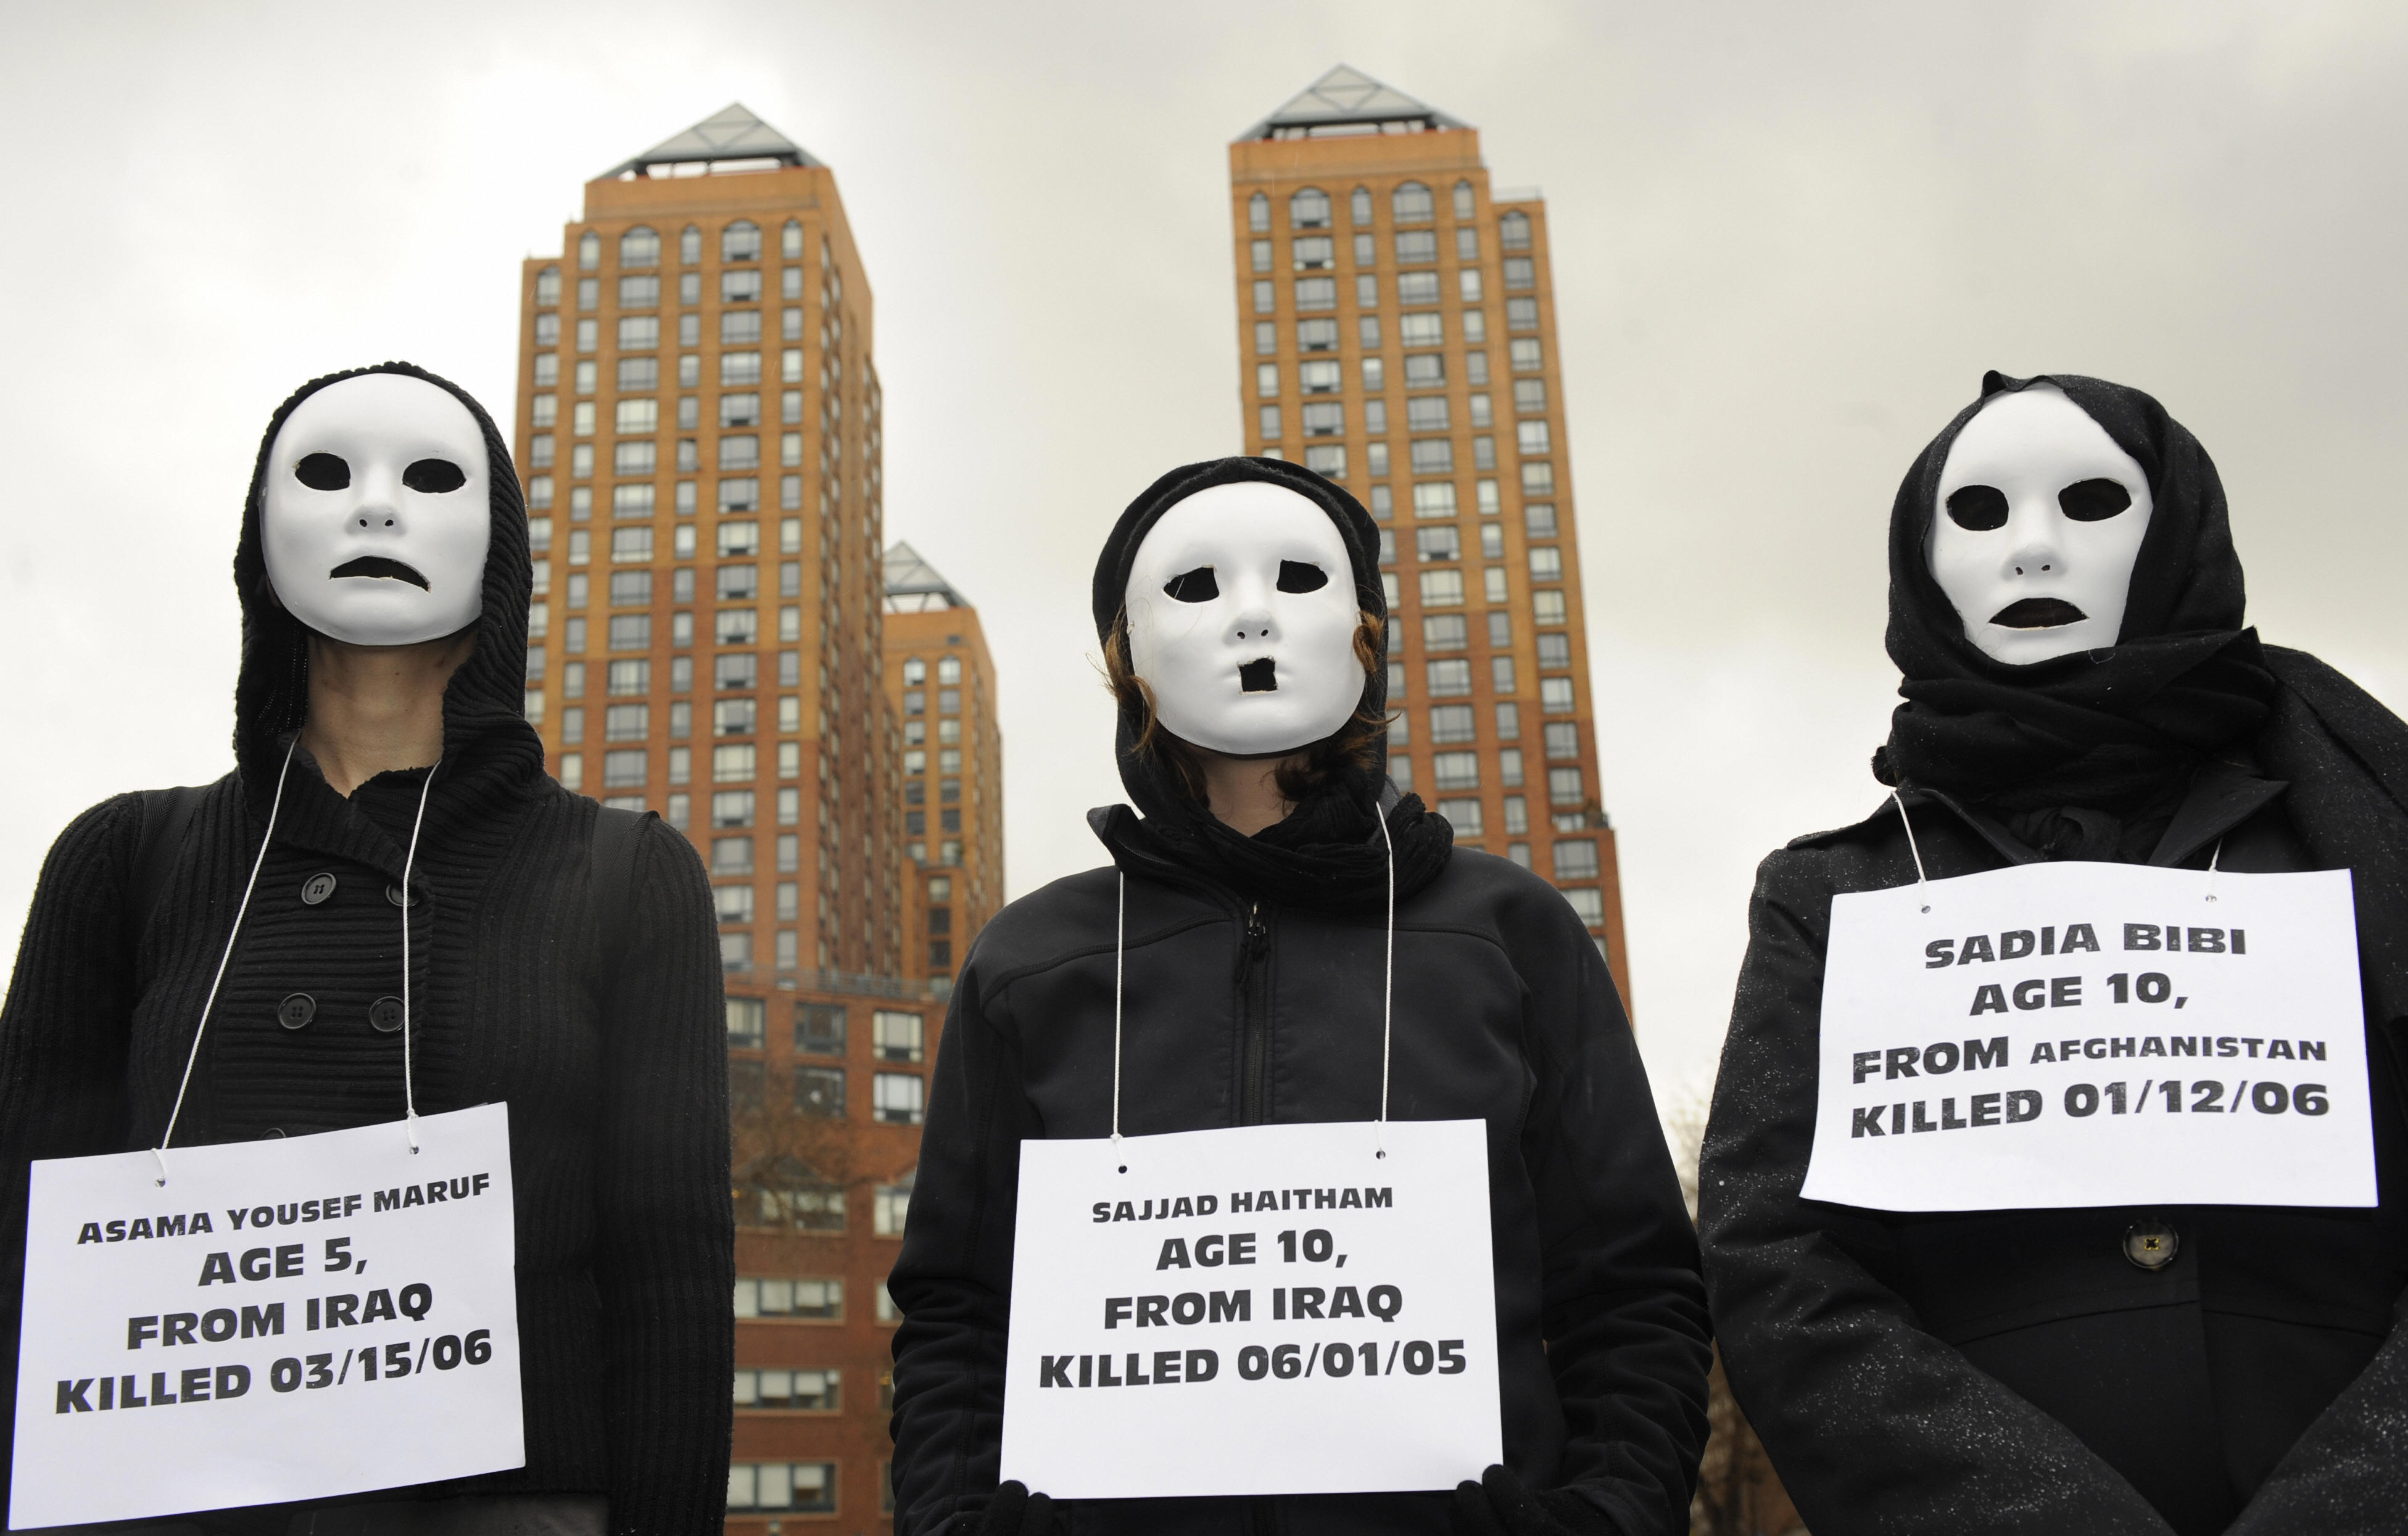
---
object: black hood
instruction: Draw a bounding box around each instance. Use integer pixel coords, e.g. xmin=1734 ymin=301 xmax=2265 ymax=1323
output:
xmin=233 ymin=361 xmax=544 ymax=813
xmin=1090 ymin=456 xmax=1450 ymax=912
xmin=1875 ymin=370 xmax=2274 ymax=809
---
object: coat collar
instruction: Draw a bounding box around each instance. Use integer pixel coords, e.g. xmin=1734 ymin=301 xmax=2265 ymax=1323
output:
xmin=1826 ymin=759 xmax=2289 ymax=873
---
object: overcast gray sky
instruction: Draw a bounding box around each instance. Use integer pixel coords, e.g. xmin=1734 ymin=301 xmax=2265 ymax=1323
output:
xmin=6 ymin=0 xmax=2407 ymax=1111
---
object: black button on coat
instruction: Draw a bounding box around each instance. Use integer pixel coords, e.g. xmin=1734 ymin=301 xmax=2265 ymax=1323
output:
xmin=0 ymin=363 xmax=731 ymax=1533
xmin=1701 ymin=650 xmax=2408 ymax=1536
xmin=888 ymin=808 xmax=1711 ymax=1536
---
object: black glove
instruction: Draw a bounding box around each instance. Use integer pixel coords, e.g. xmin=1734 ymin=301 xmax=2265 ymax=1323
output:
xmin=1451 ymin=1464 xmax=1621 ymax=1536
xmin=945 ymin=1480 xmax=1058 ymax=1536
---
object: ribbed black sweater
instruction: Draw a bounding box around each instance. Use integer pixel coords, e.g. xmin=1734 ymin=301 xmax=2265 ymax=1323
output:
xmin=0 ymin=363 xmax=733 ymax=1533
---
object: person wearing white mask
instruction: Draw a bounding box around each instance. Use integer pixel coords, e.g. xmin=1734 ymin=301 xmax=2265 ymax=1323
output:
xmin=0 ymin=363 xmax=730 ymax=1534
xmin=887 ymin=458 xmax=1709 ymax=1536
xmin=1702 ymin=373 xmax=2408 ymax=1536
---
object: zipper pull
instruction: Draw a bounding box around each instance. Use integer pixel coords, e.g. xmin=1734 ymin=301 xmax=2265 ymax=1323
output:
xmin=1245 ymin=902 xmax=1268 ymax=956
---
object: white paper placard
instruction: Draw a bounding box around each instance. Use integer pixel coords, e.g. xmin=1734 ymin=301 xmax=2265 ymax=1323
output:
xmin=1802 ymin=862 xmax=2375 ymax=1212
xmin=10 ymin=1104 xmax=524 ymax=1529
xmin=1000 ymin=1118 xmax=1500 ymax=1500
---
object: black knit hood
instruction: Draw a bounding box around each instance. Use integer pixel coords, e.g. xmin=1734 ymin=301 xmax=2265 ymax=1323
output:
xmin=1090 ymin=455 xmax=1452 ymax=911
xmin=233 ymin=361 xmax=544 ymax=812
xmin=1875 ymin=370 xmax=2275 ymax=810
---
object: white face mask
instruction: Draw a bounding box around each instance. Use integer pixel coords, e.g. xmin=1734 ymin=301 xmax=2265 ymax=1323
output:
xmin=1124 ymin=481 xmax=1367 ymax=757
xmin=262 ymin=373 xmax=492 ymax=646
xmin=1929 ymin=384 xmax=2155 ymax=665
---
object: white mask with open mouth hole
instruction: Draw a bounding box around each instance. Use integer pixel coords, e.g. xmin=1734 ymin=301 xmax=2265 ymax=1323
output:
xmin=1124 ymin=481 xmax=1367 ymax=757
xmin=262 ymin=373 xmax=492 ymax=646
xmin=1929 ymin=383 xmax=2155 ymax=665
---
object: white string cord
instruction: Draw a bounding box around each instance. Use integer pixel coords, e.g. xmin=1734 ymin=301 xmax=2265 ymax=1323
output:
xmin=155 ymin=738 xmax=300 ymax=1185
xmin=1890 ymin=788 xmax=1932 ymax=914
xmin=399 ymin=761 xmax=440 ymax=1153
xmin=1375 ymin=808 xmax=1396 ymax=1159
xmin=2205 ymin=836 xmax=2225 ymax=904
xmin=1111 ymin=871 xmax=1126 ymax=1155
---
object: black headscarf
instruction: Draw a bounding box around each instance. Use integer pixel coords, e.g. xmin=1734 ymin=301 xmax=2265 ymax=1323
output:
xmin=1876 ymin=371 xmax=2275 ymax=822
xmin=1090 ymin=456 xmax=1452 ymax=911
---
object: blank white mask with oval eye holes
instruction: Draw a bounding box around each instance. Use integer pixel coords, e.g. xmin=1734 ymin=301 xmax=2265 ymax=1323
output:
xmin=262 ymin=373 xmax=492 ymax=646
xmin=1928 ymin=383 xmax=2155 ymax=665
xmin=1124 ymin=480 xmax=1368 ymax=757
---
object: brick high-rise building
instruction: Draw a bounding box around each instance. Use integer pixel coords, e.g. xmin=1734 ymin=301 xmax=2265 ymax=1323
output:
xmin=516 ymin=102 xmax=901 ymax=988
xmin=1230 ymin=67 xmax=1631 ymax=1000
xmin=881 ymin=542 xmax=1006 ymax=999
xmin=513 ymin=105 xmax=933 ymax=1528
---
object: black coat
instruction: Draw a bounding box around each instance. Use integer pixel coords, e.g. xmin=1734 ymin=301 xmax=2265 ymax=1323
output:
xmin=1700 ymin=649 xmax=2408 ymax=1536
xmin=887 ymin=807 xmax=1711 ymax=1536
xmin=0 ymin=364 xmax=732 ymax=1533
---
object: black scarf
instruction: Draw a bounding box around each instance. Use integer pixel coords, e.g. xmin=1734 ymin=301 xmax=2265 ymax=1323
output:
xmin=1876 ymin=371 xmax=2275 ymax=819
xmin=1089 ymin=456 xmax=1452 ymax=912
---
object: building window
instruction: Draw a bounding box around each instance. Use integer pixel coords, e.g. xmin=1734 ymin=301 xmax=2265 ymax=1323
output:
xmin=1256 ymin=362 xmax=1279 ymax=399
xmin=735 ymin=1276 xmax=842 ymax=1320
xmin=1500 ymin=210 xmax=1533 ymax=250
xmin=1248 ymin=191 xmax=1270 ymax=233
xmin=1426 ymin=658 xmax=1473 ymax=696
xmin=795 ymin=1004 xmax=846 ymax=1054
xmin=618 ymin=274 xmax=659 ymax=310
xmin=715 ymin=885 xmax=753 ymax=923
xmin=1254 ymin=321 xmax=1277 ymax=356
xmin=874 ymin=1073 xmax=926 ymax=1126
xmin=1396 ymin=270 xmax=1440 ymax=307
xmin=617 ymin=316 xmax=659 ymax=352
xmin=1563 ymin=887 xmax=1605 ymax=927
xmin=1438 ymin=798 xmax=1484 ymax=837
xmin=1394 ymin=229 xmax=1438 ymax=265
xmin=1507 ymin=297 xmax=1540 ymax=331
xmin=721 ymin=310 xmax=762 ymax=346
xmin=1529 ymin=547 xmax=1564 ymax=582
xmin=1259 ymin=404 xmax=1281 ymax=441
xmin=1392 ymin=181 xmax=1434 ymax=223
xmin=713 ymin=744 xmax=757 ymax=782
xmin=722 ymin=220 xmax=761 ymax=263
xmin=1406 ymin=395 xmax=1450 ymax=433
xmin=1292 ymin=236 xmax=1334 ymax=270
xmin=1302 ymin=402 xmax=1344 ymax=437
xmin=1514 ymin=379 xmax=1549 ymax=416
xmin=1542 ymin=677 xmax=1577 ymax=715
xmin=870 ymin=1010 xmax=925 ymax=1063
xmin=1404 ymin=353 xmax=1446 ymax=389
xmin=602 ymin=750 xmax=646 ymax=788
xmin=1544 ymin=721 xmax=1583 ymax=761
xmin=606 ymin=615 xmax=650 ymax=652
xmin=735 ymin=1368 xmax=840 ymax=1412
xmin=711 ymin=835 xmax=753 ymax=876
xmin=725 ymin=997 xmax=766 ymax=1047
xmin=874 ymin=1171 xmax=916 ymax=1236
xmin=722 ymin=350 xmax=763 ymax=386
xmin=1553 ymin=840 xmax=1600 ymax=882
xmin=1401 ymin=312 xmax=1444 ymax=347
xmin=1429 ymin=704 xmax=1477 ymax=744
xmin=1548 ymin=764 xmax=1586 ymax=807
xmin=1252 ymin=279 xmax=1275 ymax=315
xmin=1511 ymin=338 xmax=1544 ymax=373
xmin=577 ymin=231 xmax=600 ymax=270
xmin=1533 ymin=590 xmax=1568 ymax=627
xmin=1251 ymin=238 xmax=1272 ymax=273
xmin=1289 ymin=186 xmax=1331 ymax=228
xmin=1294 ymin=278 xmax=1337 ymax=312
xmin=713 ymin=603 xmax=756 ymax=646
xmin=1411 ymin=440 xmax=1454 ymax=475
xmin=1304 ymin=445 xmax=1346 ymax=478
xmin=1522 ymin=462 xmax=1557 ymax=498
xmin=1412 ymin=482 xmax=1458 ymax=520
xmin=711 ymin=790 xmax=755 ymax=829
xmin=1433 ymin=751 xmax=1481 ymax=791
xmin=1297 ymin=318 xmax=1339 ymax=352
xmin=1415 ymin=524 xmax=1460 ymax=563
xmin=725 ymin=1463 xmax=835 ymax=1514
xmin=795 ymin=1067 xmax=846 ymax=1118
xmin=1419 ymin=568 xmax=1465 ymax=607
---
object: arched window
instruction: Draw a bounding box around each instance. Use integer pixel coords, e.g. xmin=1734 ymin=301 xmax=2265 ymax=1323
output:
xmin=1391 ymin=182 xmax=1433 ymax=223
xmin=937 ymin=656 xmax=961 ymax=685
xmin=679 ymin=225 xmax=701 ymax=265
xmin=1499 ymin=210 xmax=1532 ymax=251
xmin=1289 ymin=188 xmax=1331 ymax=229
xmin=782 ymin=219 xmax=804 ymax=260
xmin=577 ymin=231 xmax=601 ymax=270
xmin=722 ymin=220 xmax=761 ymax=263
xmin=1351 ymin=186 xmax=1373 ymax=226
xmin=1248 ymin=192 xmax=1270 ymax=233
xmin=618 ymin=226 xmax=659 ymax=268
xmin=1453 ymin=180 xmax=1476 ymax=220
xmin=534 ymin=265 xmax=560 ymax=307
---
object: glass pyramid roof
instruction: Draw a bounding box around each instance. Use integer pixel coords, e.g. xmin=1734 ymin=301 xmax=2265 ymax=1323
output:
xmin=1236 ymin=65 xmax=1467 ymax=141
xmin=884 ymin=542 xmax=966 ymax=611
xmin=602 ymin=103 xmax=819 ymax=178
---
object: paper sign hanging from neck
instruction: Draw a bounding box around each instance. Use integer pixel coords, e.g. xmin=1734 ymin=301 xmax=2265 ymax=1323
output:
xmin=1000 ymin=1118 xmax=1500 ymax=1500
xmin=1802 ymin=862 xmax=2375 ymax=1212
xmin=9 ymin=1104 xmax=523 ymax=1529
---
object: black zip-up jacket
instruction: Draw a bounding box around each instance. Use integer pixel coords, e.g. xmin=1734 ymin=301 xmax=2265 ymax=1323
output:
xmin=888 ymin=806 xmax=1710 ymax=1536
xmin=1701 ymin=649 xmax=2408 ymax=1536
